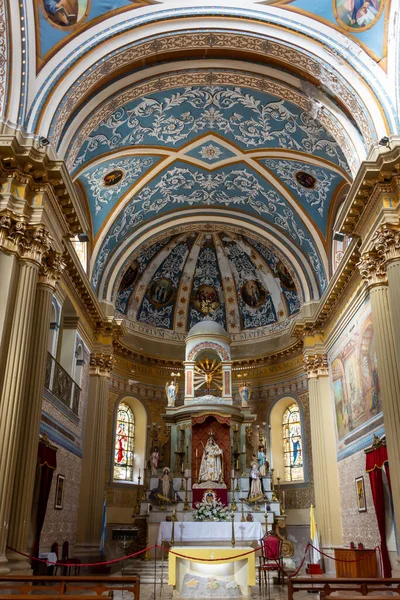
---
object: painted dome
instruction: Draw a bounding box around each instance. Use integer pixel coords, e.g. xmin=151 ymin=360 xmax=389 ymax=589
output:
xmin=114 ymin=228 xmax=302 ymax=344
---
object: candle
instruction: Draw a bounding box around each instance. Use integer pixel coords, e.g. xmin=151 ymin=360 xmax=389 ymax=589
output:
xmin=139 ymin=468 xmax=141 ymax=479
xmin=196 ymin=449 xmax=198 ymax=458
xmin=181 ymin=461 xmax=184 ymax=473
xmin=147 ymin=503 xmax=150 ymax=514
xmin=276 ymin=468 xmax=280 ymax=479
xmin=243 ymin=444 xmax=246 ymax=453
xmin=265 ymin=503 xmax=267 ymax=513
xmin=231 ymin=468 xmax=235 ymax=478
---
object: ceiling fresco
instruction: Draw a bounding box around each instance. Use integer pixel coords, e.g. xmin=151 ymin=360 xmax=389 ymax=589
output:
xmin=115 ymin=230 xmax=302 ymax=338
xmin=33 ymin=0 xmax=389 ymax=68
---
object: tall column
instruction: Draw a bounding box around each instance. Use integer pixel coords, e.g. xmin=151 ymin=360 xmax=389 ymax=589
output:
xmin=358 ymin=252 xmax=400 ymax=552
xmin=305 ymin=354 xmax=343 ymax=553
xmin=374 ymin=226 xmax=400 ymax=368
xmin=76 ymin=353 xmax=113 ymax=554
xmin=0 ymin=224 xmax=50 ymax=574
xmin=7 ymin=252 xmax=64 ymax=573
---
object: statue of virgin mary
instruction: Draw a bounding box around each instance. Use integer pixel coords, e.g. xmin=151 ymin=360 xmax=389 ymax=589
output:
xmin=198 ymin=435 xmax=224 ymax=484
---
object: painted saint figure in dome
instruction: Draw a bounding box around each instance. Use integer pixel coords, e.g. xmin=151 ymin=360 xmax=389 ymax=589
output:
xmin=198 ymin=435 xmax=224 ymax=483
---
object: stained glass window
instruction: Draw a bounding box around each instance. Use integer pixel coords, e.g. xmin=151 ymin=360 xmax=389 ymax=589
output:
xmin=113 ymin=402 xmax=135 ymax=481
xmin=282 ymin=403 xmax=304 ymax=482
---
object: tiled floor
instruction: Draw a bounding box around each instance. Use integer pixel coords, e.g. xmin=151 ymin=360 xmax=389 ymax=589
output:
xmin=138 ymin=582 xmax=305 ymax=600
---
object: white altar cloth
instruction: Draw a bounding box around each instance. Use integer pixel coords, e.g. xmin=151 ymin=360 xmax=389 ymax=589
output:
xmin=157 ymin=521 xmax=263 ymax=545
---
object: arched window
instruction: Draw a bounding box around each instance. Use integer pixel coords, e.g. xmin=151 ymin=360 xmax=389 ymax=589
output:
xmin=282 ymin=403 xmax=304 ymax=482
xmin=113 ymin=402 xmax=135 ymax=481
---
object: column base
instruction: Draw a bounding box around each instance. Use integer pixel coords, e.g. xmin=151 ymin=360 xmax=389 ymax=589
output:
xmin=6 ymin=551 xmax=32 ymax=575
xmin=0 ymin=555 xmax=10 ymax=575
xmin=320 ymin=546 xmax=336 ymax=575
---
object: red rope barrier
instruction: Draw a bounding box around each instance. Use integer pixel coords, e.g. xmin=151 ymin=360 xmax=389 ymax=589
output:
xmin=6 ymin=545 xmax=156 ymax=567
xmin=161 ymin=545 xmax=261 ymax=561
xmin=308 ymin=543 xmax=380 ymax=563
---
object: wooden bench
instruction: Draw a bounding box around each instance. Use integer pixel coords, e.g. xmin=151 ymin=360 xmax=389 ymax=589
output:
xmin=288 ymin=577 xmax=400 ymax=600
xmin=0 ymin=575 xmax=140 ymax=599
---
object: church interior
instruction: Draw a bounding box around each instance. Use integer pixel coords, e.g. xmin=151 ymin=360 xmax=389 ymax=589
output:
xmin=0 ymin=0 xmax=399 ymax=596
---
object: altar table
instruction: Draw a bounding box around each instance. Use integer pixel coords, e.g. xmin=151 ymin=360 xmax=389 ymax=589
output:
xmin=169 ymin=546 xmax=256 ymax=597
xmin=157 ymin=521 xmax=264 ymax=545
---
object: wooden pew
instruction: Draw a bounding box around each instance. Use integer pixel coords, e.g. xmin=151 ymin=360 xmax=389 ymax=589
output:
xmin=0 ymin=575 xmax=140 ymax=599
xmin=288 ymin=577 xmax=400 ymax=600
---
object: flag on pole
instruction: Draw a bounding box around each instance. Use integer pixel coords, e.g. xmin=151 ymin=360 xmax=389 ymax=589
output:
xmin=310 ymin=504 xmax=320 ymax=564
xmin=100 ymin=497 xmax=107 ymax=557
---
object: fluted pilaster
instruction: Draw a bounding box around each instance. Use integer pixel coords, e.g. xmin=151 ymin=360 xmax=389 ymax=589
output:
xmin=0 ymin=262 xmax=40 ymax=572
xmin=358 ymin=251 xmax=400 ymax=551
xmin=76 ymin=353 xmax=113 ymax=550
xmin=304 ymin=354 xmax=343 ymax=552
xmin=7 ymin=252 xmax=64 ymax=573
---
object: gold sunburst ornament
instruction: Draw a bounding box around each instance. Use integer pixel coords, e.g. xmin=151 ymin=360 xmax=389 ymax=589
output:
xmin=194 ymin=356 xmax=223 ymax=391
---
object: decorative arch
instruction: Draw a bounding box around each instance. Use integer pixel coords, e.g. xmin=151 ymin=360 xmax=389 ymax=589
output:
xmin=188 ymin=342 xmax=229 ymax=362
xmin=111 ymin=395 xmax=147 ymax=484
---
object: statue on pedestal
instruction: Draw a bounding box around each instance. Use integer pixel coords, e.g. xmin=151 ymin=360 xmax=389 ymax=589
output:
xmin=150 ymin=447 xmax=159 ymax=475
xmin=239 ymin=382 xmax=251 ymax=408
xmin=258 ymin=444 xmax=269 ymax=476
xmin=165 ymin=381 xmax=178 ymax=407
xmin=198 ymin=434 xmax=224 ymax=484
xmin=248 ymin=461 xmax=264 ymax=501
xmin=150 ymin=467 xmax=181 ymax=504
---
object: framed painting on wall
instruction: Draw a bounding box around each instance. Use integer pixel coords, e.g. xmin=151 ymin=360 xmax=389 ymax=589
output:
xmin=355 ymin=476 xmax=367 ymax=512
xmin=54 ymin=474 xmax=65 ymax=510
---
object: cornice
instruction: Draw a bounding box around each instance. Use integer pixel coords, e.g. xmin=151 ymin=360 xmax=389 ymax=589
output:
xmin=0 ymin=126 xmax=88 ymax=235
xmin=336 ymin=139 xmax=400 ymax=237
xmin=291 ymin=236 xmax=361 ymax=336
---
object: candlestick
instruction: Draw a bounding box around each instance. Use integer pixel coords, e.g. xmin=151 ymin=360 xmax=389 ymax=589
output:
xmin=183 ymin=475 xmax=190 ymax=511
xmin=240 ymin=497 xmax=246 ymax=523
xmin=231 ymin=479 xmax=237 ymax=511
xmin=231 ymin=514 xmax=235 ymax=548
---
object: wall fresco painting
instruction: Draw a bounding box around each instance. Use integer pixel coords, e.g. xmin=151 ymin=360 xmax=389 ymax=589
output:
xmin=41 ymin=0 xmax=89 ymax=27
xmin=329 ymin=299 xmax=381 ymax=442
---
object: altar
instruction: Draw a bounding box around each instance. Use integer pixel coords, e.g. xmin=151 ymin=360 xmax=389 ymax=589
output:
xmin=168 ymin=546 xmax=256 ymax=597
xmin=157 ymin=521 xmax=264 ymax=546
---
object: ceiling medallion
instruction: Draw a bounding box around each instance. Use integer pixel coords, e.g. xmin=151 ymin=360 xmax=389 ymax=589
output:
xmin=294 ymin=170 xmax=317 ymax=189
xmin=103 ymin=169 xmax=125 ymax=187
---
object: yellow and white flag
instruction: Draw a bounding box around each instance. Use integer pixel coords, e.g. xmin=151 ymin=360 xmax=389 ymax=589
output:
xmin=310 ymin=504 xmax=320 ymax=564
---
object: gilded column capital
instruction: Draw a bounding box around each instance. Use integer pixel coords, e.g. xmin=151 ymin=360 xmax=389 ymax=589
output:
xmin=21 ymin=225 xmax=52 ymax=265
xmin=357 ymin=252 xmax=387 ymax=287
xmin=373 ymin=225 xmax=400 ymax=264
xmin=38 ymin=251 xmax=65 ymax=289
xmin=0 ymin=212 xmax=51 ymax=265
xmin=89 ymin=353 xmax=114 ymax=378
xmin=0 ymin=212 xmax=27 ymax=255
xmin=304 ymin=353 xmax=329 ymax=379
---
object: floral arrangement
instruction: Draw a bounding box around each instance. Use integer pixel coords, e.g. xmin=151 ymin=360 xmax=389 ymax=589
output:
xmin=192 ymin=499 xmax=230 ymax=521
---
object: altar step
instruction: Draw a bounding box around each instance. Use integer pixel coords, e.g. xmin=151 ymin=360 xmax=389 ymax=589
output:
xmin=123 ymin=559 xmax=169 ymax=584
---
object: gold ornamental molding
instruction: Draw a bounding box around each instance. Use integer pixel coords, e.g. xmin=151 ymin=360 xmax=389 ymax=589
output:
xmin=303 ymin=353 xmax=329 ymax=379
xmin=373 ymin=224 xmax=400 ymax=264
xmin=0 ymin=129 xmax=88 ymax=235
xmin=0 ymin=211 xmax=52 ymax=265
xmin=291 ymin=236 xmax=361 ymax=337
xmin=336 ymin=142 xmax=400 ymax=238
xmin=38 ymin=250 xmax=66 ymax=289
xmin=89 ymin=352 xmax=115 ymax=378
xmin=357 ymin=251 xmax=388 ymax=287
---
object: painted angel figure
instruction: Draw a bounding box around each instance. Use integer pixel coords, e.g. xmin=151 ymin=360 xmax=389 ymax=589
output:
xmin=165 ymin=381 xmax=178 ymax=407
xmin=239 ymin=382 xmax=251 ymax=408
xmin=349 ymin=0 xmax=379 ymax=26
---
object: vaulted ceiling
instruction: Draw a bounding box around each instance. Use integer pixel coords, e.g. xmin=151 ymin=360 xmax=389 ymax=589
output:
xmin=4 ymin=0 xmax=397 ymax=358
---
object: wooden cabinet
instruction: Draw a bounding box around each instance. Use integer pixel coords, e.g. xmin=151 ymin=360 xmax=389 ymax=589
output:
xmin=334 ymin=548 xmax=378 ymax=578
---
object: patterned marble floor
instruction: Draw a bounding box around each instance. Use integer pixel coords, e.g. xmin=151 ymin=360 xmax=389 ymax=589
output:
xmin=137 ymin=583 xmax=307 ymax=600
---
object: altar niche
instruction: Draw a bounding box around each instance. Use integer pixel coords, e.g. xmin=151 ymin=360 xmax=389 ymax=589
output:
xmin=192 ymin=415 xmax=231 ymax=506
